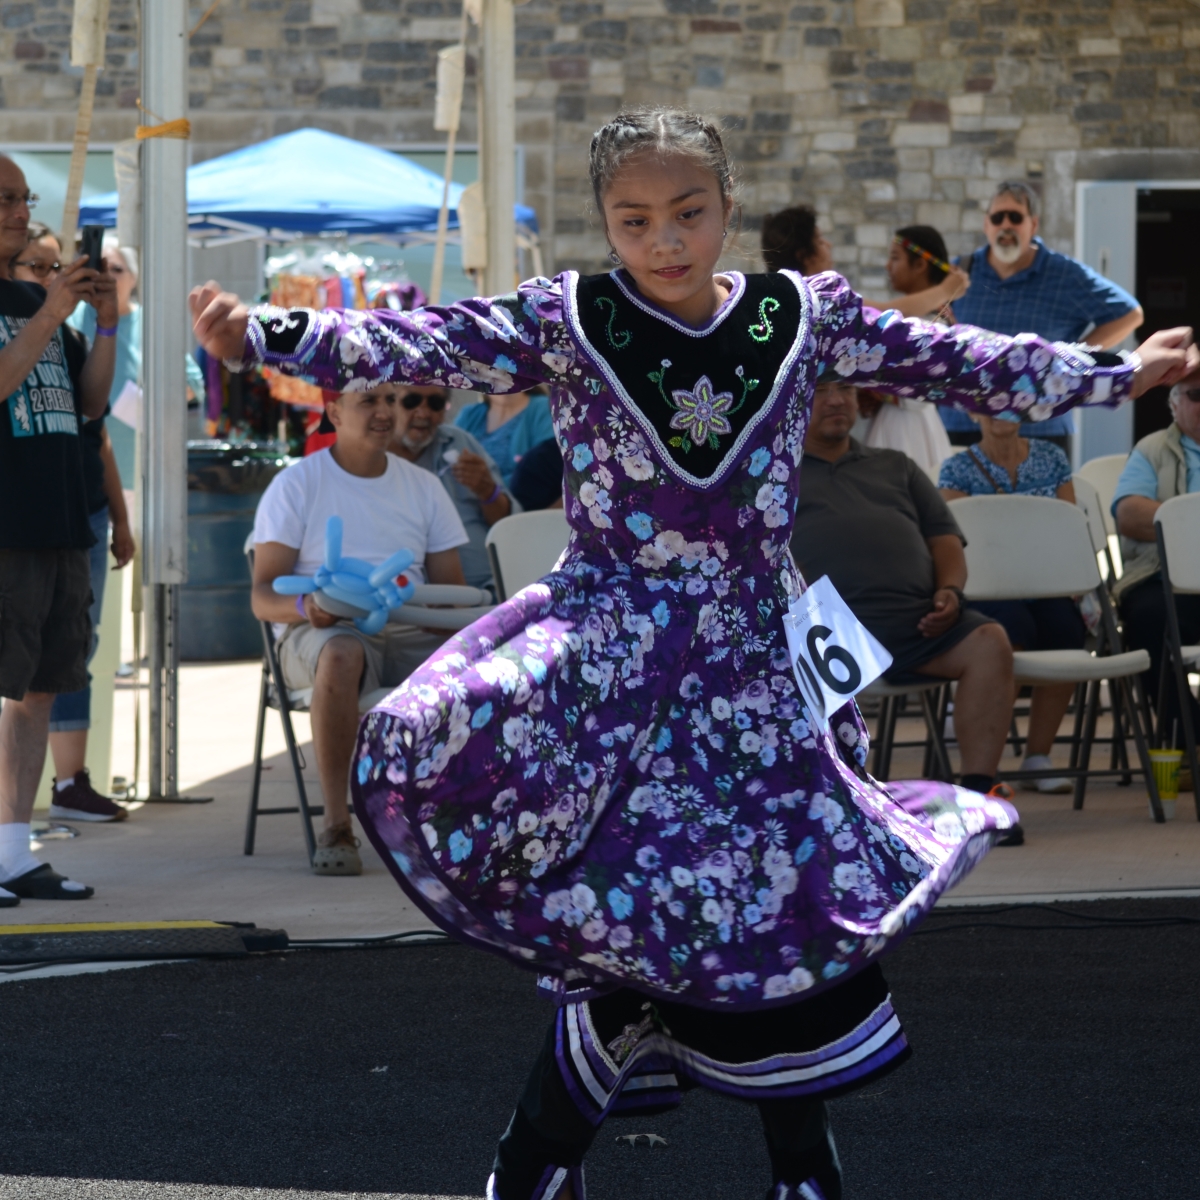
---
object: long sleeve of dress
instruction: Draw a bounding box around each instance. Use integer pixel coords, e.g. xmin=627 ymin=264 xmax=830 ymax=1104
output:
xmin=804 ymin=270 xmax=1136 ymax=421
xmin=237 ymin=277 xmax=575 ymax=396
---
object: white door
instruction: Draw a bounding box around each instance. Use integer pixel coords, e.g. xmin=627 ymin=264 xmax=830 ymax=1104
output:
xmin=1073 ymin=181 xmax=1137 ymax=467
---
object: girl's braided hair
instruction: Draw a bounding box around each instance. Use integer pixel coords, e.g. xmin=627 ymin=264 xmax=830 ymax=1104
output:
xmin=588 ymin=107 xmax=734 ymax=210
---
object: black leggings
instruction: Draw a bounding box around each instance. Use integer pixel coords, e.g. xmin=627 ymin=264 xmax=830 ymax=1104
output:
xmin=491 ymin=1018 xmax=842 ymax=1200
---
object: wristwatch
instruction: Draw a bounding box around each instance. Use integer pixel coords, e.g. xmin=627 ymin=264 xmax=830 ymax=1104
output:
xmin=943 ymin=585 xmax=965 ymax=609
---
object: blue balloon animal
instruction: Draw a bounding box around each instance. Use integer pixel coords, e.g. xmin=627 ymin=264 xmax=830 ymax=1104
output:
xmin=272 ymin=515 xmax=417 ymax=635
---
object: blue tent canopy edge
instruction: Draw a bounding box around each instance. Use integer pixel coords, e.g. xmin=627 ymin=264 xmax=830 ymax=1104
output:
xmin=79 ymin=127 xmax=538 ymax=235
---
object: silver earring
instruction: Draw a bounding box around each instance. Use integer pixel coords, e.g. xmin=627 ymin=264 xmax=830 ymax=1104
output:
xmin=608 ymin=249 xmax=621 ymax=265
xmin=723 ymin=229 xmax=728 ymax=239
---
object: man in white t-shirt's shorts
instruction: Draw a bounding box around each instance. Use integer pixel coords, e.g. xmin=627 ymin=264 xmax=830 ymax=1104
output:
xmin=252 ymin=385 xmax=469 ymax=876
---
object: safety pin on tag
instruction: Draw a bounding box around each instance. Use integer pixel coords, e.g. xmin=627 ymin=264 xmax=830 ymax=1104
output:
xmin=782 ymin=576 xmax=892 ymax=733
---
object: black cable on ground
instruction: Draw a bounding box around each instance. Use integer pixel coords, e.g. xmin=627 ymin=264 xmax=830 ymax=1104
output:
xmin=286 ymin=930 xmax=452 ymax=948
xmin=916 ymin=900 xmax=1200 ymax=936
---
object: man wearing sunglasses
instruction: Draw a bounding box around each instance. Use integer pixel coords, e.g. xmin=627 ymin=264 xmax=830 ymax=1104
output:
xmin=251 ymin=384 xmax=469 ymax=875
xmin=1111 ymin=383 xmax=1200 ymax=783
xmin=389 ymin=385 xmax=517 ymax=596
xmin=944 ymin=180 xmax=1144 ymax=452
xmin=0 ymin=155 xmax=118 ymax=903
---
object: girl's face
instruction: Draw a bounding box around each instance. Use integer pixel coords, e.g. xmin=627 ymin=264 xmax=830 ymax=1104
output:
xmin=602 ymin=151 xmax=733 ymax=324
xmin=886 ymin=242 xmax=929 ymax=294
xmin=802 ymin=232 xmax=834 ymax=275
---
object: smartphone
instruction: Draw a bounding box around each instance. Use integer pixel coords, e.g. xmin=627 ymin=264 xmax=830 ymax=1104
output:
xmin=79 ymin=224 xmax=105 ymax=271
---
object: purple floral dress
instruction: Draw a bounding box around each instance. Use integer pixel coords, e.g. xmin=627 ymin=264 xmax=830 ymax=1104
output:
xmin=242 ymin=270 xmax=1132 ymax=1015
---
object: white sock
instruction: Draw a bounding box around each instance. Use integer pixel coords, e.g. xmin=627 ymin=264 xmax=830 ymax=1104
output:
xmin=55 ymin=777 xmax=75 ymax=792
xmin=0 ymin=822 xmax=42 ymax=884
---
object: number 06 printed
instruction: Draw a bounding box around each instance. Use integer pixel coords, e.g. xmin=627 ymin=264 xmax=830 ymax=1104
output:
xmin=782 ymin=576 xmax=893 ymax=734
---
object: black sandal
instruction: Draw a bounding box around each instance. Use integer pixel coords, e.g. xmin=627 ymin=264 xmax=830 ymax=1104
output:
xmin=4 ymin=864 xmax=94 ymax=900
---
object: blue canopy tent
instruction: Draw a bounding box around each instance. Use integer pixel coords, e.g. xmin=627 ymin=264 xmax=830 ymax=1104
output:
xmin=79 ymin=127 xmax=538 ymax=247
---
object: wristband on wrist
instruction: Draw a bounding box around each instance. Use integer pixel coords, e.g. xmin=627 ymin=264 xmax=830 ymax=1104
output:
xmin=296 ymin=594 xmax=307 ymax=620
xmin=94 ymin=324 xmax=118 ymax=338
xmin=483 ymin=482 xmax=503 ymax=505
xmin=943 ymin=585 xmax=965 ymax=609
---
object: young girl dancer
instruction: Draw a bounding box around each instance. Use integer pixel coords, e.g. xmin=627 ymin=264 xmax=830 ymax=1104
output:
xmin=193 ymin=110 xmax=1194 ymax=1200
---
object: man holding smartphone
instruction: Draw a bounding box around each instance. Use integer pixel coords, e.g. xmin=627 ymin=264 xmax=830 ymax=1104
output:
xmin=0 ymin=156 xmax=117 ymax=905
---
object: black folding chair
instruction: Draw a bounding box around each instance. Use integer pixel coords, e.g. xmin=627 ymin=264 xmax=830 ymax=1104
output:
xmin=1154 ymin=495 xmax=1200 ymax=819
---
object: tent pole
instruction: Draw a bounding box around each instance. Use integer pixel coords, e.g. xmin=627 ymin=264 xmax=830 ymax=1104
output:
xmin=430 ymin=16 xmax=468 ymax=306
xmin=480 ymin=0 xmax=516 ymax=297
xmin=429 ymin=124 xmax=459 ymax=306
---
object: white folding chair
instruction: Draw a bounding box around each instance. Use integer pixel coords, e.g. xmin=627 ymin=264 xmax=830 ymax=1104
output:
xmin=485 ymin=509 xmax=571 ymax=601
xmin=1072 ymin=474 xmax=1119 ymax=585
xmin=950 ymin=495 xmax=1166 ymax=818
xmin=1078 ymin=453 xmax=1127 ymax=576
xmin=1077 ymin=454 xmax=1128 ymax=532
xmin=1072 ymin=474 xmax=1137 ymax=783
xmin=1154 ymin=493 xmax=1200 ymax=818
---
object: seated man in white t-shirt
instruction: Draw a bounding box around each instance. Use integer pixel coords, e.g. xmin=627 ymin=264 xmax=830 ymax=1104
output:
xmin=252 ymin=384 xmax=468 ymax=876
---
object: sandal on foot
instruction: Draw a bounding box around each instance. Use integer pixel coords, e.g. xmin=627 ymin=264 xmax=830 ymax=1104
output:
xmin=3 ymin=864 xmax=94 ymax=899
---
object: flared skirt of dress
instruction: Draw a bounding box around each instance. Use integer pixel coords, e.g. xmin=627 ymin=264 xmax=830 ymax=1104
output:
xmin=352 ymin=558 xmax=1016 ymax=1012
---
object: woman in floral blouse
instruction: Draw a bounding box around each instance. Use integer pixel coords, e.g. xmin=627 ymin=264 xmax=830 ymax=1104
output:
xmin=192 ymin=109 xmax=1196 ymax=1200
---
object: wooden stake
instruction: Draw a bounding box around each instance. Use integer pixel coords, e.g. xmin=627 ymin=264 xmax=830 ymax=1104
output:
xmin=60 ymin=63 xmax=99 ymax=251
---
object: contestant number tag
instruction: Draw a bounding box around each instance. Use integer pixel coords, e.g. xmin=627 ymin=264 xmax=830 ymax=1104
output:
xmin=783 ymin=575 xmax=892 ymax=732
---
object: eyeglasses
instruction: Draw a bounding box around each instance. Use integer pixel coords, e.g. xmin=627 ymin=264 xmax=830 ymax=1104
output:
xmin=0 ymin=191 xmax=38 ymax=210
xmin=401 ymin=392 xmax=448 ymax=411
xmin=988 ymin=209 xmax=1027 ymax=227
xmin=12 ymin=258 xmax=60 ymax=277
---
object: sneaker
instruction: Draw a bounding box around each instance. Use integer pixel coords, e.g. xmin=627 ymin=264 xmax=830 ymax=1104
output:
xmin=49 ymin=770 xmax=128 ymax=822
xmin=311 ymin=825 xmax=363 ymax=876
xmin=1019 ymin=754 xmax=1071 ymax=794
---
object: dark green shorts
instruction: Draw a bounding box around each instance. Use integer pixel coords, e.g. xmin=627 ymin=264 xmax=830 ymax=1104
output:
xmin=0 ymin=548 xmax=92 ymax=700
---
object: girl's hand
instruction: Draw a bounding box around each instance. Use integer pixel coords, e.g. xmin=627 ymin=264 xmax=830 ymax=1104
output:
xmin=189 ymin=281 xmax=250 ymax=361
xmin=940 ymin=265 xmax=970 ymax=302
xmin=1131 ymin=327 xmax=1199 ymax=398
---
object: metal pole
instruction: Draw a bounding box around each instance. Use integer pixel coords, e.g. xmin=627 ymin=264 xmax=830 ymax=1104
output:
xmin=141 ymin=1 xmax=209 ymax=804
xmin=165 ymin=583 xmax=179 ymax=797
xmin=479 ymin=0 xmax=516 ymax=297
xmin=147 ymin=584 xmax=163 ymax=800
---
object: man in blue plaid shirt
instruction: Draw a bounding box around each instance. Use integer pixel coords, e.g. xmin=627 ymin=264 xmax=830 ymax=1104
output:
xmin=945 ymin=180 xmax=1143 ymax=450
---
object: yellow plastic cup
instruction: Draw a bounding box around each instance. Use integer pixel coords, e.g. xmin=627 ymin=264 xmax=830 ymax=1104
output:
xmin=1150 ymin=749 xmax=1183 ymax=802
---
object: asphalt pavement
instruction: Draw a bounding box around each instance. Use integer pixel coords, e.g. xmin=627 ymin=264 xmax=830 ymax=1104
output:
xmin=2 ymin=898 xmax=1199 ymax=1200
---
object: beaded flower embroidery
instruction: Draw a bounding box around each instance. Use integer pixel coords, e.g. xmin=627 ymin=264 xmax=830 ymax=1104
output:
xmin=668 ymin=375 xmax=735 ymax=446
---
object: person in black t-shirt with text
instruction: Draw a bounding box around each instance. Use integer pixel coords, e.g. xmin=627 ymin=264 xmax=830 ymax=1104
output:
xmin=0 ymin=155 xmax=116 ymax=905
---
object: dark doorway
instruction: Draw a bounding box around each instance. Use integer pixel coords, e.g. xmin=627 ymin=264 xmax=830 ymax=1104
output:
xmin=1135 ymin=188 xmax=1200 ymax=443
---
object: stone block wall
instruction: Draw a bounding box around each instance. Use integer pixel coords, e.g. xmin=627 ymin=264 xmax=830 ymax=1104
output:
xmin=1 ymin=1 xmax=1197 ymax=288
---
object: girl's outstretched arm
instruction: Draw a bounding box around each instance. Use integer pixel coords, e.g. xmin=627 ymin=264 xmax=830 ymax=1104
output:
xmin=861 ymin=265 xmax=969 ymax=321
xmin=190 ymin=278 xmax=573 ymax=395
xmin=805 ymin=271 xmax=1197 ymax=421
